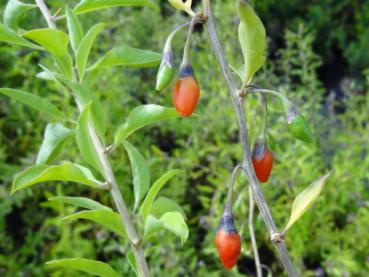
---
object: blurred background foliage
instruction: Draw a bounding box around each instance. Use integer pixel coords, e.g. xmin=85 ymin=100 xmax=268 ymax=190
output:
xmin=0 ymin=0 xmax=368 ymax=276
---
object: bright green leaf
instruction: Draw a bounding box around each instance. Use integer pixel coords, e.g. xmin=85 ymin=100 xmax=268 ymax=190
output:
xmin=0 ymin=23 xmax=40 ymax=48
xmin=3 ymin=0 xmax=36 ymax=30
xmin=0 ymin=88 xmax=67 ymax=121
xmin=76 ymin=103 xmax=103 ymax=174
xmin=36 ymin=123 xmax=74 ymax=164
xmin=150 ymin=196 xmax=186 ymax=219
xmin=76 ymin=23 xmax=105 ymax=82
xmin=66 ymin=6 xmax=84 ymax=55
xmin=144 ymin=215 xmax=164 ymax=240
xmin=126 ymin=251 xmax=138 ymax=276
xmin=23 ymin=28 xmax=69 ymax=56
xmin=63 ymin=209 xmax=125 ymax=237
xmin=283 ymin=171 xmax=333 ymax=233
xmin=122 ymin=140 xmax=150 ymax=210
xmin=140 ymin=169 xmax=182 ymax=222
xmin=114 ymin=104 xmax=178 ymax=144
xmin=89 ymin=46 xmax=161 ymax=71
xmin=160 ymin=211 xmax=188 ymax=243
xmin=74 ymin=0 xmax=159 ymax=15
xmin=47 ymin=258 xmax=119 ymax=277
xmin=237 ymin=0 xmax=266 ymax=84
xmin=11 ymin=162 xmax=105 ymax=194
xmin=64 ymin=80 xmax=106 ymax=140
xmin=48 ymin=196 xmax=112 ymax=211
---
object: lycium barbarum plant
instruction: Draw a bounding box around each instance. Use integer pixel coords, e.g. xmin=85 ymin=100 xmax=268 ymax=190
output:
xmin=0 ymin=0 xmax=190 ymax=276
xmin=1 ymin=0 xmax=334 ymax=275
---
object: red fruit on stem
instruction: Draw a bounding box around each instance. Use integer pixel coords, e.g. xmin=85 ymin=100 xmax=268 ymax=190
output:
xmin=252 ymin=141 xmax=273 ymax=183
xmin=173 ymin=64 xmax=200 ymax=117
xmin=215 ymin=211 xmax=241 ymax=269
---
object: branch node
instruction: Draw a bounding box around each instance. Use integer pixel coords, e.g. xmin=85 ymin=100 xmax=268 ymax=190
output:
xmin=271 ymin=232 xmax=284 ymax=243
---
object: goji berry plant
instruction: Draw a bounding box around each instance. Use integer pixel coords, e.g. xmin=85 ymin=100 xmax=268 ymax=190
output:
xmin=0 ymin=0 xmax=333 ymax=276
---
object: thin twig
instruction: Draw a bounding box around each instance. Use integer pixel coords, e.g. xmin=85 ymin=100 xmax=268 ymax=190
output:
xmin=249 ymin=187 xmax=263 ymax=277
xmin=204 ymin=3 xmax=298 ymax=276
xmin=34 ymin=1 xmax=150 ymax=276
xmin=225 ymin=165 xmax=242 ymax=211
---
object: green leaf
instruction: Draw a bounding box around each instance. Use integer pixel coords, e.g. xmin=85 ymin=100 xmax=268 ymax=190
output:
xmin=76 ymin=103 xmax=103 ymax=174
xmin=63 ymin=209 xmax=125 ymax=237
xmin=126 ymin=251 xmax=138 ymax=276
xmin=74 ymin=0 xmax=159 ymax=15
xmin=144 ymin=212 xmax=188 ymax=242
xmin=0 ymin=23 xmax=40 ymax=48
xmin=11 ymin=162 xmax=105 ymax=194
xmin=3 ymin=0 xmax=36 ymax=30
xmin=89 ymin=46 xmax=161 ymax=71
xmin=114 ymin=104 xmax=178 ymax=144
xmin=283 ymin=171 xmax=333 ymax=233
xmin=160 ymin=212 xmax=188 ymax=243
xmin=122 ymin=140 xmax=150 ymax=210
xmin=76 ymin=23 xmax=105 ymax=82
xmin=150 ymin=196 xmax=186 ymax=219
xmin=48 ymin=196 xmax=112 ymax=211
xmin=64 ymin=80 xmax=106 ymax=140
xmin=66 ymin=6 xmax=84 ymax=55
xmin=36 ymin=123 xmax=74 ymax=164
xmin=140 ymin=169 xmax=182 ymax=222
xmin=47 ymin=258 xmax=119 ymax=277
xmin=144 ymin=215 xmax=164 ymax=240
xmin=22 ymin=28 xmax=69 ymax=56
xmin=53 ymin=53 xmax=73 ymax=78
xmin=237 ymin=0 xmax=266 ymax=84
xmin=168 ymin=0 xmax=195 ymax=16
xmin=0 ymin=88 xmax=67 ymax=121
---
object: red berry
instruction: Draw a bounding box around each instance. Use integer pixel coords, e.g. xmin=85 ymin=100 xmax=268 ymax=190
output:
xmin=173 ymin=76 xmax=200 ymax=117
xmin=215 ymin=212 xmax=241 ymax=269
xmin=252 ymin=141 xmax=273 ymax=183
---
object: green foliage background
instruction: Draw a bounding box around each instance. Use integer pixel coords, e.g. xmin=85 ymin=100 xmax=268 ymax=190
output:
xmin=1 ymin=0 xmax=369 ymax=276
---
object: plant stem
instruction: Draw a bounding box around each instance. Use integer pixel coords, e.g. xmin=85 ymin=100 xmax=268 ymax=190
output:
xmin=35 ymin=1 xmax=150 ymax=276
xmin=164 ymin=21 xmax=191 ymax=53
xmin=181 ymin=15 xmax=198 ymax=66
xmin=225 ymin=165 xmax=241 ymax=211
xmin=248 ymin=187 xmax=262 ymax=277
xmin=204 ymin=3 xmax=298 ymax=276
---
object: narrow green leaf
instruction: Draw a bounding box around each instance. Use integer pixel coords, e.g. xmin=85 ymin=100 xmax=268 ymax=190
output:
xmin=64 ymin=80 xmax=106 ymax=140
xmin=63 ymin=209 xmax=125 ymax=237
xmin=66 ymin=6 xmax=84 ymax=55
xmin=3 ymin=0 xmax=36 ymax=30
xmin=74 ymin=0 xmax=159 ymax=15
xmin=0 ymin=23 xmax=40 ymax=48
xmin=114 ymin=104 xmax=178 ymax=144
xmin=237 ymin=0 xmax=266 ymax=84
xmin=48 ymin=196 xmax=112 ymax=211
xmin=76 ymin=23 xmax=105 ymax=82
xmin=22 ymin=28 xmax=69 ymax=56
xmin=47 ymin=258 xmax=119 ymax=277
xmin=283 ymin=171 xmax=333 ymax=233
xmin=76 ymin=103 xmax=103 ymax=174
xmin=11 ymin=162 xmax=105 ymax=194
xmin=89 ymin=46 xmax=161 ymax=71
xmin=53 ymin=53 xmax=73 ymax=78
xmin=160 ymin=211 xmax=188 ymax=243
xmin=144 ymin=215 xmax=164 ymax=240
xmin=126 ymin=251 xmax=138 ymax=276
xmin=0 ymin=88 xmax=67 ymax=121
xmin=122 ymin=140 xmax=150 ymax=210
xmin=150 ymin=196 xmax=186 ymax=219
xmin=36 ymin=123 xmax=74 ymax=164
xmin=140 ymin=170 xmax=182 ymax=222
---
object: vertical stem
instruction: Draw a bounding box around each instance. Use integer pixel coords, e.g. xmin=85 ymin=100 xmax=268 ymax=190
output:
xmin=35 ymin=1 xmax=150 ymax=276
xmin=35 ymin=0 xmax=56 ymax=29
xmin=225 ymin=165 xmax=242 ymax=211
xmin=249 ymin=187 xmax=263 ymax=277
xmin=204 ymin=4 xmax=298 ymax=276
xmin=181 ymin=15 xmax=198 ymax=66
